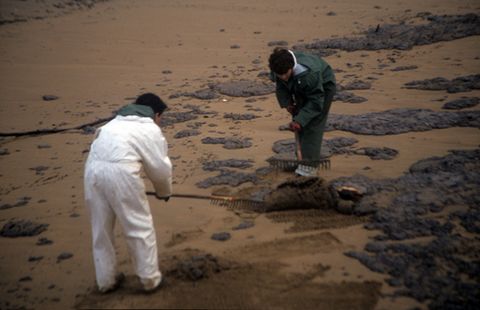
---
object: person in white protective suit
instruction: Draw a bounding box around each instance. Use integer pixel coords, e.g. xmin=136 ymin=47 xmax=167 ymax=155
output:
xmin=84 ymin=93 xmax=172 ymax=293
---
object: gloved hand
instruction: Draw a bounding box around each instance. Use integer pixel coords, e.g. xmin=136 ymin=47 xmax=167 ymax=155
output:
xmin=289 ymin=121 xmax=302 ymax=132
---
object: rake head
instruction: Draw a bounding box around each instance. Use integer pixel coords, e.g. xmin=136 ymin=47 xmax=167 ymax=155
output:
xmin=267 ymin=157 xmax=331 ymax=171
xmin=210 ymin=195 xmax=266 ymax=211
xmin=146 ymin=191 xmax=265 ymax=211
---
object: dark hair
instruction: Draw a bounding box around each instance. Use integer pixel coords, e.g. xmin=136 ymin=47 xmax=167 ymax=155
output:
xmin=135 ymin=93 xmax=167 ymax=114
xmin=268 ymin=47 xmax=294 ymax=75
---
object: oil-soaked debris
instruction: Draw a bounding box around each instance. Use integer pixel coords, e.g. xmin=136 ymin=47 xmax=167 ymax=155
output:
xmin=257 ymin=71 xmax=270 ymax=79
xmin=211 ymin=232 xmax=231 ymax=241
xmin=183 ymin=104 xmax=218 ymax=116
xmin=340 ymin=80 xmax=372 ymax=90
xmin=294 ymin=14 xmax=480 ymax=53
xmin=0 ymin=196 xmax=31 ymax=210
xmin=168 ymin=93 xmax=184 ymax=99
xmin=37 ymin=143 xmax=51 ymax=149
xmin=223 ymin=113 xmax=259 ymax=121
xmin=160 ymin=105 xmax=217 ymax=127
xmin=201 ymin=137 xmax=253 ymax=149
xmin=0 ymin=219 xmax=49 ymax=237
xmin=271 ymin=137 xmax=358 ymax=155
xmin=174 ymin=129 xmax=201 ymax=139
xmin=232 ymin=221 xmax=255 ymax=230
xmin=213 ymin=80 xmax=275 ymax=97
xmin=28 ymin=256 xmax=43 ymax=262
xmin=57 ymin=252 xmax=73 ymax=263
xmin=81 ymin=126 xmax=96 ymax=135
xmin=160 ymin=111 xmax=198 ymax=127
xmin=271 ymin=137 xmax=396 ymax=160
xmin=255 ymin=166 xmax=274 ymax=176
xmin=333 ymin=91 xmax=368 ymax=103
xmin=353 ymin=147 xmax=398 ymax=160
xmin=404 ymin=74 xmax=480 ymax=93
xmin=202 ymin=159 xmax=254 ymax=171
xmin=262 ymin=177 xmax=338 ymax=212
xmin=326 ymin=108 xmax=480 ymax=135
xmin=267 ymin=40 xmax=289 ymax=47
xmin=166 ymin=251 xmax=232 ymax=281
xmin=324 ymin=137 xmax=359 ymax=154
xmin=169 ymin=88 xmax=220 ymax=100
xmin=0 ymin=0 xmax=108 ymax=26
xmin=189 ymin=88 xmax=220 ymax=100
xmin=36 ymin=237 xmax=53 ymax=245
xmin=42 ymin=95 xmax=59 ymax=101
xmin=442 ymin=97 xmax=479 ymax=110
xmin=271 ymin=139 xmax=296 ymax=154
xmin=29 ymin=166 xmax=49 ymax=175
xmin=391 ymin=65 xmax=418 ymax=72
xmin=196 ymin=169 xmax=258 ymax=188
xmin=333 ymin=149 xmax=480 ymax=309
xmin=187 ymin=121 xmax=207 ymax=130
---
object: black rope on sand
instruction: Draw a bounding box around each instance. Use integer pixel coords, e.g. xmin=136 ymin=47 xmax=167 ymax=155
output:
xmin=0 ymin=115 xmax=115 ymax=138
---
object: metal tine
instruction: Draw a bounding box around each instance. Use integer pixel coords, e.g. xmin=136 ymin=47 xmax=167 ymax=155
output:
xmin=211 ymin=198 xmax=224 ymax=206
xmin=268 ymin=158 xmax=331 ymax=171
xmin=210 ymin=197 xmax=265 ymax=210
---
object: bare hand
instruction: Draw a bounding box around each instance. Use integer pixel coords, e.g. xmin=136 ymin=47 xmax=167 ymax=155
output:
xmin=289 ymin=121 xmax=302 ymax=132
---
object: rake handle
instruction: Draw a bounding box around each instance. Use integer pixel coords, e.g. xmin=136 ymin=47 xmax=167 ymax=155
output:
xmin=145 ymin=191 xmax=232 ymax=201
xmin=294 ymin=131 xmax=303 ymax=161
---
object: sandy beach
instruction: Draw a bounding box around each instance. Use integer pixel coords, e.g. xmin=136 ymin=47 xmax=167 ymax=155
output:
xmin=0 ymin=0 xmax=479 ymax=309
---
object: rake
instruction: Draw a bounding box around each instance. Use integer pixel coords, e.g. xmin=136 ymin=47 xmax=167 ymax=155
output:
xmin=145 ymin=191 xmax=265 ymax=211
xmin=267 ymin=157 xmax=331 ymax=171
xmin=267 ymin=131 xmax=331 ymax=172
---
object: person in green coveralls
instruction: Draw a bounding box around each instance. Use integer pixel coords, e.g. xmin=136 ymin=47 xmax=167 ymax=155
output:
xmin=268 ymin=47 xmax=336 ymax=176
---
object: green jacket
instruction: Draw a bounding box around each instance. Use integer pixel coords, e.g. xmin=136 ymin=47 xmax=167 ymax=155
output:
xmin=117 ymin=103 xmax=155 ymax=119
xmin=273 ymin=51 xmax=336 ymax=127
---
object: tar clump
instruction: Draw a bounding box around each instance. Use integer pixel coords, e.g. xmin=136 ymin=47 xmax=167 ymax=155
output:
xmin=264 ymin=177 xmax=338 ymax=212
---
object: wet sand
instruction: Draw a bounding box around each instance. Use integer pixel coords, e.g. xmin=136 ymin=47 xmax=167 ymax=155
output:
xmin=0 ymin=0 xmax=479 ymax=309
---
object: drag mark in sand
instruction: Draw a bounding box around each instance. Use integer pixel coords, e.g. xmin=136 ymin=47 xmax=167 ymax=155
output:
xmin=78 ymin=248 xmax=381 ymax=309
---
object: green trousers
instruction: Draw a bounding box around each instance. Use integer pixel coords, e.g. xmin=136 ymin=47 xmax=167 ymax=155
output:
xmin=298 ymin=83 xmax=336 ymax=165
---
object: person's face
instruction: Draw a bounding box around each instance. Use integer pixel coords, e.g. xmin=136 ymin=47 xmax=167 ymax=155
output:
xmin=154 ymin=113 xmax=162 ymax=127
xmin=278 ymin=68 xmax=293 ymax=82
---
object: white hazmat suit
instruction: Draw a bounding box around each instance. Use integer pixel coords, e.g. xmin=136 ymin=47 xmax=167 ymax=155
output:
xmin=84 ymin=114 xmax=172 ymax=292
